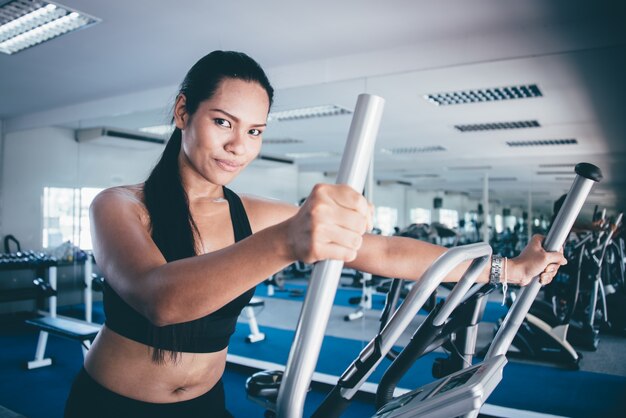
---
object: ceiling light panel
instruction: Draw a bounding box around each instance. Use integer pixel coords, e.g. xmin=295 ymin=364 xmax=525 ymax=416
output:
xmin=268 ymin=105 xmax=352 ymax=121
xmin=284 ymin=151 xmax=340 ymax=159
xmin=263 ymin=138 xmax=304 ymax=145
xmin=0 ymin=0 xmax=100 ymax=55
xmin=139 ymin=124 xmax=174 ymax=136
xmin=425 ymin=84 xmax=542 ymax=106
xmin=506 ymin=139 xmax=578 ymax=147
xmin=447 ymin=165 xmax=492 ymax=171
xmin=381 ymin=145 xmax=446 ymax=155
xmin=455 ymin=120 xmax=540 ymax=132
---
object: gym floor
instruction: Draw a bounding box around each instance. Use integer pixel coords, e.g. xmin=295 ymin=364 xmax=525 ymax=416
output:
xmin=0 ymin=277 xmax=624 ymax=417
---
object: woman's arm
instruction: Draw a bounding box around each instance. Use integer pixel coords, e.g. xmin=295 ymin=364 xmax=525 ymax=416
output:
xmin=91 ymin=184 xmax=369 ymax=327
xmin=91 ymin=188 xmax=294 ymax=327
xmin=93 ymin=182 xmax=564 ymax=328
xmin=348 ymin=233 xmax=567 ymax=286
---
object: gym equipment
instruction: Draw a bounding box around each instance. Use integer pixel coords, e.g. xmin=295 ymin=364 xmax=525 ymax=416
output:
xmin=375 ymin=163 xmax=600 ymax=418
xmin=491 ymin=240 xmax=582 ymax=368
xmin=247 ymin=242 xmax=492 ymax=417
xmin=496 ymin=208 xmax=623 ymax=365
xmin=276 ymin=93 xmax=385 ymax=417
xmin=568 ymin=211 xmax=623 ymax=347
xmin=3 ymin=234 xmax=21 ymax=253
xmin=244 ymin=296 xmax=266 ymax=343
xmin=0 ymin=251 xmax=57 ymax=304
xmin=312 ymin=243 xmax=493 ymax=418
xmin=246 ymin=162 xmax=599 ymax=418
xmin=376 ymin=282 xmax=495 ymax=407
xmin=25 ymin=254 xmax=101 ymax=369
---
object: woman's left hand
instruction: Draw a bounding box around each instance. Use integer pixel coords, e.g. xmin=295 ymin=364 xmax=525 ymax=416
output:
xmin=508 ymin=234 xmax=568 ymax=286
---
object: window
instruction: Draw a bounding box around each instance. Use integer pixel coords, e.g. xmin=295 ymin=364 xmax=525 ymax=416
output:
xmin=43 ymin=187 xmax=103 ymax=250
xmin=438 ymin=209 xmax=459 ymax=229
xmin=375 ymin=206 xmax=398 ymax=236
xmin=494 ymin=214 xmax=503 ymax=234
xmin=410 ymin=208 xmax=431 ymax=224
xmin=463 ymin=212 xmax=478 ymax=232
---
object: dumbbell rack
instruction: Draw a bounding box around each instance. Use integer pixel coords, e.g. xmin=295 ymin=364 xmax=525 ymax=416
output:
xmin=25 ymin=254 xmax=101 ymax=369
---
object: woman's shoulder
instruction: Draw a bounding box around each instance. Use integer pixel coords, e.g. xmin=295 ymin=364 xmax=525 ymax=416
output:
xmin=91 ymin=184 xmax=149 ymax=222
xmin=240 ymin=193 xmax=297 ymax=211
xmin=95 ymin=184 xmax=144 ymax=204
xmin=239 ymin=193 xmax=298 ymax=231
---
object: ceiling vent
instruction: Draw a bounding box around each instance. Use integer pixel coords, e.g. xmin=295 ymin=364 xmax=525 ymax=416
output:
xmin=538 ymin=163 xmax=576 ymax=168
xmin=381 ymin=145 xmax=446 ymax=155
xmin=268 ymin=105 xmax=352 ymax=121
xmin=377 ymin=180 xmax=413 ymax=187
xmin=257 ymin=154 xmax=294 ymax=165
xmin=75 ymin=127 xmax=166 ymax=149
xmin=263 ymin=138 xmax=304 ymax=145
xmin=536 ymin=170 xmax=575 ymax=175
xmin=506 ymin=139 xmax=578 ymax=147
xmin=425 ymin=84 xmax=542 ymax=106
xmin=455 ymin=120 xmax=540 ymax=132
xmin=489 ymin=177 xmax=518 ymax=182
xmin=447 ymin=165 xmax=492 ymax=171
xmin=402 ymin=173 xmax=440 ymax=179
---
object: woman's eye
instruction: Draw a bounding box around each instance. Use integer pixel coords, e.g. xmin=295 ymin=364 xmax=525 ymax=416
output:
xmin=249 ymin=128 xmax=262 ymax=137
xmin=214 ymin=118 xmax=231 ymax=128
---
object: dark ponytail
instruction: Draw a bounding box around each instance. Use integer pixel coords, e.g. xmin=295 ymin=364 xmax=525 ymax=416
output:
xmin=144 ymin=128 xmax=200 ymax=263
xmin=142 ymin=51 xmax=273 ymax=363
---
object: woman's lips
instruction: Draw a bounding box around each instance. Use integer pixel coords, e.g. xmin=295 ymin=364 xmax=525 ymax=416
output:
xmin=214 ymin=159 xmax=243 ymax=172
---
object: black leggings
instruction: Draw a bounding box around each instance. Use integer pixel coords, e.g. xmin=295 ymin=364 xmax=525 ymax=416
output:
xmin=64 ymin=368 xmax=234 ymax=418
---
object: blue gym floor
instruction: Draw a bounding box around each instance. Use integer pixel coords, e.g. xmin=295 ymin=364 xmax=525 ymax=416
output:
xmin=0 ymin=282 xmax=625 ymax=417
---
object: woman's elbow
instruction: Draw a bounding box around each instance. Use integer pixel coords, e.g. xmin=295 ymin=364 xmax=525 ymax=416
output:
xmin=142 ymin=292 xmax=178 ymax=327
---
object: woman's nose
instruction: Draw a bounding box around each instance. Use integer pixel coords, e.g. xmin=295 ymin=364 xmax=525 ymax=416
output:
xmin=224 ymin=131 xmax=246 ymax=155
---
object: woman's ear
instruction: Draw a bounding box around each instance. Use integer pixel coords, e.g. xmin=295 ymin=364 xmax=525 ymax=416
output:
xmin=173 ymin=94 xmax=188 ymax=129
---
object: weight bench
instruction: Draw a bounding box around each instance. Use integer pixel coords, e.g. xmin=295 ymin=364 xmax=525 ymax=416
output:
xmin=244 ymin=297 xmax=266 ymax=343
xmin=25 ymin=316 xmax=101 ymax=369
xmin=24 ymin=261 xmax=102 ymax=369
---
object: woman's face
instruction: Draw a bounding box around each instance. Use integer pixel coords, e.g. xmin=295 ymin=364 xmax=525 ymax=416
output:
xmin=176 ymin=78 xmax=270 ymax=186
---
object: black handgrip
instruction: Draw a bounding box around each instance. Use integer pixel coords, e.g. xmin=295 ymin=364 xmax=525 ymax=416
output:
xmin=311 ymin=385 xmax=352 ymax=418
xmin=379 ymin=278 xmax=404 ymax=332
xmin=575 ymin=163 xmax=603 ymax=182
xmin=376 ymin=302 xmax=446 ymax=409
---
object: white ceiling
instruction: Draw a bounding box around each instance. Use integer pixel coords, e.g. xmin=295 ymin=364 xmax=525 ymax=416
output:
xmin=1 ymin=0 xmax=625 ymax=215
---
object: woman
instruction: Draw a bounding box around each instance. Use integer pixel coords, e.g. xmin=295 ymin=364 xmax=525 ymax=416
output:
xmin=64 ymin=51 xmax=566 ymax=417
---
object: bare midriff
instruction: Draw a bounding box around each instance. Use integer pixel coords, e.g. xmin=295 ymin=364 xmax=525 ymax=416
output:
xmin=84 ymin=326 xmax=227 ymax=403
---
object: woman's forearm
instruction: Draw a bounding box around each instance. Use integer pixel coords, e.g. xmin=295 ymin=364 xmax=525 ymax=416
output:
xmin=348 ymin=234 xmax=498 ymax=284
xmin=131 ymin=222 xmax=294 ymax=326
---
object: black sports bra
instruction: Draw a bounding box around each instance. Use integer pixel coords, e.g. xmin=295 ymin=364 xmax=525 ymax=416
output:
xmin=103 ymin=187 xmax=256 ymax=353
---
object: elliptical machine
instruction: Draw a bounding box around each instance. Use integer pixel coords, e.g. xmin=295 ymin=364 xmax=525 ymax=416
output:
xmin=243 ymin=92 xmax=602 ymax=418
xmin=568 ymin=211 xmax=623 ymax=348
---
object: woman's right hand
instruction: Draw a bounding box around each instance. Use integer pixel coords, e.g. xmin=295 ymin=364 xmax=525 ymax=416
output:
xmin=285 ymin=184 xmax=373 ymax=264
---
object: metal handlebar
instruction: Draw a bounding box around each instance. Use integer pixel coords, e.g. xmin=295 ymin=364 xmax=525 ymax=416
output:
xmin=276 ymin=94 xmax=385 ymax=418
xmin=486 ymin=162 xmax=602 ymax=359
